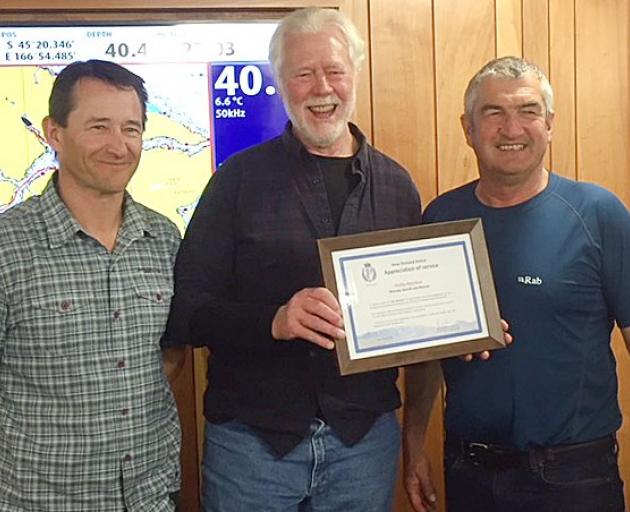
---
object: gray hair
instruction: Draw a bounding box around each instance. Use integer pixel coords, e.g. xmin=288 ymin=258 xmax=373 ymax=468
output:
xmin=268 ymin=7 xmax=365 ymax=81
xmin=464 ymin=56 xmax=554 ymax=117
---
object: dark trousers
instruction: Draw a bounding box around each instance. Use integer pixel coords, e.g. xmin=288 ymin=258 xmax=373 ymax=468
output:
xmin=445 ymin=436 xmax=625 ymax=512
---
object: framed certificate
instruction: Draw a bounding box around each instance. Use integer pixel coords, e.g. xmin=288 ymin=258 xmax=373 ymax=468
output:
xmin=317 ymin=218 xmax=505 ymax=375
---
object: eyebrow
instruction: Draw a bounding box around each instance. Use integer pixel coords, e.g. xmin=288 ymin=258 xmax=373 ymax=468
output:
xmin=85 ymin=116 xmax=111 ymax=124
xmin=519 ymin=102 xmax=544 ymax=110
xmin=479 ymin=101 xmax=544 ymax=114
xmin=479 ymin=104 xmax=504 ymax=114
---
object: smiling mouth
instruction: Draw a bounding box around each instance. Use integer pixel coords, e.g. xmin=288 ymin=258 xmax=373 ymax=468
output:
xmin=497 ymin=143 xmax=526 ymax=151
xmin=100 ymin=161 xmax=133 ymax=168
xmin=308 ymin=104 xmax=337 ymax=118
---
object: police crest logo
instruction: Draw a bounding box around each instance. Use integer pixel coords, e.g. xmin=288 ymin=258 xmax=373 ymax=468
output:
xmin=361 ymin=263 xmax=377 ymax=283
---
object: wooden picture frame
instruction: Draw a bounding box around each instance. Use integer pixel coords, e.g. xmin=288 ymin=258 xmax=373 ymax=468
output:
xmin=318 ymin=218 xmax=504 ymax=375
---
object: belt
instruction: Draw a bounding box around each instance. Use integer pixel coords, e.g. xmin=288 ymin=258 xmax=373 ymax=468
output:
xmin=449 ymin=435 xmax=617 ymax=470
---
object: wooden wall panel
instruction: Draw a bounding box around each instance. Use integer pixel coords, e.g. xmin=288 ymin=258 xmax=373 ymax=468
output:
xmin=434 ymin=0 xmax=496 ymax=193
xmin=370 ymin=2 xmax=439 ymax=509
xmin=523 ymin=0 xmax=550 ymax=73
xmin=523 ymin=0 xmax=551 ymax=170
xmin=548 ymin=0 xmax=576 ymax=178
xmin=370 ymin=0 xmax=437 ymax=208
xmin=496 ymin=0 xmax=523 ymax=56
xmin=340 ymin=0 xmax=372 ymax=140
xmin=613 ymin=335 xmax=630 ymax=508
xmin=575 ymin=1 xmax=630 ymax=506
xmin=168 ymin=347 xmax=200 ymax=511
xmin=575 ymin=0 xmax=630 ymax=192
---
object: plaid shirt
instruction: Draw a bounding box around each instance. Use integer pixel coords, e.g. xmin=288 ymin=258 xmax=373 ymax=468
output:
xmin=0 ymin=176 xmax=181 ymax=511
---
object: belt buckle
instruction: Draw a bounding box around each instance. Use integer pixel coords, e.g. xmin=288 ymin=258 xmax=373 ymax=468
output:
xmin=466 ymin=442 xmax=489 ymax=466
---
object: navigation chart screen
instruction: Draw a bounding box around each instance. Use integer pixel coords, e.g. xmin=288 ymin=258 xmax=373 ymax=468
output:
xmin=0 ymin=23 xmax=288 ymax=232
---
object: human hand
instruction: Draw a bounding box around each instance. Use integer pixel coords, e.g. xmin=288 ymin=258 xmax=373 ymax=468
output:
xmin=460 ymin=319 xmax=512 ymax=362
xmin=403 ymin=448 xmax=437 ymax=512
xmin=271 ymin=287 xmax=344 ymax=349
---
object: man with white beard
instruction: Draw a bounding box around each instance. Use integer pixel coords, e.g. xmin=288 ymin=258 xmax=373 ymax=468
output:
xmin=165 ymin=7 xmax=437 ymax=512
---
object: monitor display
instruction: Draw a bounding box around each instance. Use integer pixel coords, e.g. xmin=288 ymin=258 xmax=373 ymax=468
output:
xmin=0 ymin=23 xmax=288 ymax=231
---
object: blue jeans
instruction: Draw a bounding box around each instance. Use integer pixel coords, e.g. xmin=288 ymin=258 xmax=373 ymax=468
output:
xmin=445 ymin=437 xmax=625 ymax=512
xmin=201 ymin=412 xmax=400 ymax=512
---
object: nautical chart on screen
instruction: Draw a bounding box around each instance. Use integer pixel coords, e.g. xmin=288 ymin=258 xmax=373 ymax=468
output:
xmin=0 ymin=23 xmax=288 ymax=231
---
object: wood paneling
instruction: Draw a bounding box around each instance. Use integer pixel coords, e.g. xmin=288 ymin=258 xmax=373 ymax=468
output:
xmin=434 ymin=0 xmax=496 ymax=192
xmin=522 ymin=0 xmax=551 ymax=170
xmin=369 ymin=3 xmax=439 ymax=509
xmin=193 ymin=348 xmax=208 ymax=470
xmin=548 ymin=0 xmax=576 ymax=178
xmin=340 ymin=0 xmax=372 ymax=141
xmin=523 ymin=0 xmax=550 ymax=73
xmin=575 ymin=0 xmax=630 ymax=192
xmin=167 ymin=347 xmax=200 ymax=511
xmin=370 ymin=0 xmax=437 ymax=209
xmin=576 ymin=1 xmax=630 ymax=506
xmin=496 ymin=0 xmax=523 ymax=57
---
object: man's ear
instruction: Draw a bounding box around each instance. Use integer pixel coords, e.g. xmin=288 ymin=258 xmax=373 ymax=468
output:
xmin=42 ymin=116 xmax=62 ymax=153
xmin=545 ymin=112 xmax=555 ymax=143
xmin=460 ymin=113 xmax=474 ymax=148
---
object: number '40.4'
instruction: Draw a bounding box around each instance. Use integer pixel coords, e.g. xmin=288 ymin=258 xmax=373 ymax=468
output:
xmin=105 ymin=42 xmax=147 ymax=58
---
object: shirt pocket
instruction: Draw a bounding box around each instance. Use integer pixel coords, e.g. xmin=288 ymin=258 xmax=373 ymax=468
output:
xmin=130 ymin=272 xmax=173 ymax=342
xmin=7 ymin=291 xmax=93 ymax=356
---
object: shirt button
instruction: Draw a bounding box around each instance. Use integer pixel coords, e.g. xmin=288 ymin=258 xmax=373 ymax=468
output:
xmin=60 ymin=300 xmax=71 ymax=311
xmin=309 ymin=349 xmax=317 ymax=358
xmin=123 ymin=454 xmax=132 ymax=463
xmin=155 ymin=293 xmax=163 ymax=302
xmin=312 ymin=177 xmax=320 ymax=185
xmin=117 ymin=360 xmax=126 ymax=369
xmin=121 ymin=408 xmax=129 ymax=416
xmin=321 ymin=217 xmax=330 ymax=224
xmin=113 ymin=311 xmax=121 ymax=320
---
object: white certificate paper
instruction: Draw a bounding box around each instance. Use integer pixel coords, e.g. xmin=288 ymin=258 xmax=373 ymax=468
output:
xmin=331 ymin=233 xmax=487 ymax=360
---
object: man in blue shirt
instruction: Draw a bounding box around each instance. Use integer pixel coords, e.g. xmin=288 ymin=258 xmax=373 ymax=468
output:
xmin=403 ymin=56 xmax=630 ymax=512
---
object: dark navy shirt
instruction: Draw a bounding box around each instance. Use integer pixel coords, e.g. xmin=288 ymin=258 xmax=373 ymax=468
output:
xmin=166 ymin=123 xmax=422 ymax=455
xmin=423 ymin=172 xmax=630 ymax=448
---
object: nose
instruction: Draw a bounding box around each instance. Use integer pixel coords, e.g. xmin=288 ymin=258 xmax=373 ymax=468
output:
xmin=313 ymin=72 xmax=333 ymax=95
xmin=105 ymin=130 xmax=128 ymax=157
xmin=499 ymin=113 xmax=525 ymax=138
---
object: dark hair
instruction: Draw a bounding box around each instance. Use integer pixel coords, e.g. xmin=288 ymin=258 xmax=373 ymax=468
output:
xmin=48 ymin=59 xmax=148 ymax=128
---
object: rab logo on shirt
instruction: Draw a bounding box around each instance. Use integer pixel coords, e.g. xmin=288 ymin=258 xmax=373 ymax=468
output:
xmin=517 ymin=275 xmax=543 ymax=285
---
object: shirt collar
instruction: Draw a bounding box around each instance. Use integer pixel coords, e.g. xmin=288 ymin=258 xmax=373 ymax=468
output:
xmin=41 ymin=172 xmax=154 ymax=249
xmin=280 ymin=121 xmax=370 ymax=173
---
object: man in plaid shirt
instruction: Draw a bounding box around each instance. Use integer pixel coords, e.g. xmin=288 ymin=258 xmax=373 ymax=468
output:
xmin=0 ymin=60 xmax=181 ymax=511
